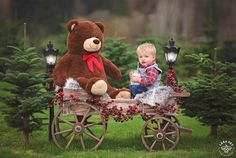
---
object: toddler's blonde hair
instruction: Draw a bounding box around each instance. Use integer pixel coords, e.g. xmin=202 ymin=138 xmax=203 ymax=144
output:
xmin=136 ymin=43 xmax=156 ymax=57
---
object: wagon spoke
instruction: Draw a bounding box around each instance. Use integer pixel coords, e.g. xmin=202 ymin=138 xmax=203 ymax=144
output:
xmin=65 ymin=133 xmax=75 ymax=149
xmin=81 ymin=108 xmax=91 ymax=124
xmin=163 ymin=122 xmax=170 ymax=131
xmin=64 ymin=130 xmax=73 ymax=138
xmin=166 ymin=131 xmax=177 ymax=136
xmin=79 ymin=135 xmax=85 ymax=150
xmin=157 ymin=119 xmax=161 ymax=129
xmin=73 ymin=113 xmax=79 ymax=124
xmin=165 ymin=137 xmax=175 ymax=144
xmin=54 ymin=119 xmax=59 ymax=128
xmin=144 ymin=135 xmax=154 ymax=138
xmin=85 ymin=121 xmax=103 ymax=128
xmin=150 ymin=140 xmax=157 ymax=150
xmin=86 ymin=127 xmax=97 ymax=137
xmin=84 ymin=131 xmax=100 ymax=141
xmin=147 ymin=125 xmax=156 ymax=132
xmin=161 ymin=141 xmax=166 ymax=151
xmin=58 ymin=117 xmax=74 ymax=126
xmin=55 ymin=129 xmax=73 ymax=135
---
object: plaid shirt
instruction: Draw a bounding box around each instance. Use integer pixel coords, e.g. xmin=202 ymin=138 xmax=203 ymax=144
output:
xmin=140 ymin=66 xmax=160 ymax=87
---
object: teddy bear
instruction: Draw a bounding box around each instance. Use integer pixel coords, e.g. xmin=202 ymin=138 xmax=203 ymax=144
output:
xmin=52 ymin=20 xmax=130 ymax=99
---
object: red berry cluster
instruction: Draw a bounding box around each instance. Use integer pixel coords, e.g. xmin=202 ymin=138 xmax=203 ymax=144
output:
xmin=101 ymin=105 xmax=128 ymax=122
xmin=141 ymin=114 xmax=154 ymax=121
xmin=69 ymin=95 xmax=80 ymax=102
xmin=50 ymin=91 xmax=64 ymax=108
xmin=55 ymin=91 xmax=64 ymax=101
xmin=99 ymin=102 xmax=143 ymax=122
xmin=126 ymin=103 xmax=142 ymax=120
xmin=48 ymin=99 xmax=55 ymax=108
xmin=155 ymin=103 xmax=176 ymax=115
xmin=165 ymin=69 xmax=183 ymax=93
xmin=86 ymin=97 xmax=101 ymax=105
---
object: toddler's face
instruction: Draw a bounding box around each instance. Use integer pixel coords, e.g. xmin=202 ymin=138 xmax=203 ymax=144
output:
xmin=137 ymin=51 xmax=155 ymax=67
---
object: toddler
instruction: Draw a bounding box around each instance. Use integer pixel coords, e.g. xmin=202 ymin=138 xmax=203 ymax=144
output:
xmin=129 ymin=43 xmax=162 ymax=98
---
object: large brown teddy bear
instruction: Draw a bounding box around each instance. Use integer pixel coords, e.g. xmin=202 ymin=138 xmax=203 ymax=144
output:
xmin=52 ymin=20 xmax=130 ymax=99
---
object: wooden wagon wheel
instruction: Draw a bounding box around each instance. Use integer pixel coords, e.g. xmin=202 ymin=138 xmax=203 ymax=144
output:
xmin=165 ymin=115 xmax=180 ymax=127
xmin=51 ymin=102 xmax=107 ymax=150
xmin=141 ymin=116 xmax=179 ymax=151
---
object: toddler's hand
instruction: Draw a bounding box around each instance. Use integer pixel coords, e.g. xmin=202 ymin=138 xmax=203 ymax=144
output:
xmin=129 ymin=70 xmax=134 ymax=79
xmin=131 ymin=75 xmax=141 ymax=83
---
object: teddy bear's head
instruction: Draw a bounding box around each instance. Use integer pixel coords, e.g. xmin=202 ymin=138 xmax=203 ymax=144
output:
xmin=66 ymin=20 xmax=104 ymax=55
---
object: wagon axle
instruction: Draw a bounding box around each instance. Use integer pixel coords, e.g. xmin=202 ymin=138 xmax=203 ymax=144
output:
xmin=73 ymin=123 xmax=84 ymax=134
xmin=155 ymin=130 xmax=165 ymax=141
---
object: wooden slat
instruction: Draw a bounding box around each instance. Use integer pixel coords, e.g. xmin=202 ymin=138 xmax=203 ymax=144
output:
xmin=61 ymin=88 xmax=188 ymax=116
xmin=165 ymin=113 xmax=179 ymax=117
xmin=178 ymin=127 xmax=192 ymax=134
xmin=170 ymin=91 xmax=190 ymax=97
xmin=63 ymin=88 xmax=90 ymax=100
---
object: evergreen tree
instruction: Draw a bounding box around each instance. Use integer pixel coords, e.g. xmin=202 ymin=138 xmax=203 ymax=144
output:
xmin=0 ymin=81 xmax=17 ymax=100
xmin=102 ymin=38 xmax=136 ymax=88
xmin=182 ymin=52 xmax=236 ymax=137
xmin=1 ymin=46 xmax=53 ymax=144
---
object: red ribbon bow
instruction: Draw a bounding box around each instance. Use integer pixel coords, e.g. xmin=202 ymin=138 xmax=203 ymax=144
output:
xmin=83 ymin=53 xmax=103 ymax=73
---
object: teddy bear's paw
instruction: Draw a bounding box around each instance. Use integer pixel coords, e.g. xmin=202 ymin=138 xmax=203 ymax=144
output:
xmin=91 ymin=80 xmax=108 ymax=96
xmin=115 ymin=91 xmax=131 ymax=99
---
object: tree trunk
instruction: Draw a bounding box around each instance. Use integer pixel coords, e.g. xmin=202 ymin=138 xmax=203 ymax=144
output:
xmin=210 ymin=125 xmax=218 ymax=137
xmin=23 ymin=115 xmax=29 ymax=145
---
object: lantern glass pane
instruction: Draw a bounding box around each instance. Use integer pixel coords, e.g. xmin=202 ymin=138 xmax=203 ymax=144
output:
xmin=165 ymin=53 xmax=168 ymax=62
xmin=167 ymin=52 xmax=177 ymax=62
xmin=46 ymin=55 xmax=56 ymax=65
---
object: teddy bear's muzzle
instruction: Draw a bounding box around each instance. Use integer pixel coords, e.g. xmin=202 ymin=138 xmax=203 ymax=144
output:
xmin=83 ymin=37 xmax=101 ymax=52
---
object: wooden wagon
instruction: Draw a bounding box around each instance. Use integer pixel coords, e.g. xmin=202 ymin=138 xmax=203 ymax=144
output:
xmin=51 ymin=88 xmax=191 ymax=151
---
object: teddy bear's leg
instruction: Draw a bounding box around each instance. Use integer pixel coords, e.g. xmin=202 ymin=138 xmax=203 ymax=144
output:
xmin=107 ymin=85 xmax=131 ymax=99
xmin=77 ymin=77 xmax=107 ymax=96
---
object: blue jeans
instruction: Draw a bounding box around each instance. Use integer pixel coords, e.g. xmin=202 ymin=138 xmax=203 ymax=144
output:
xmin=129 ymin=84 xmax=148 ymax=98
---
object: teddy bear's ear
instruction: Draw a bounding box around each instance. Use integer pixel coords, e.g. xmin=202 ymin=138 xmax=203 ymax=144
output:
xmin=67 ymin=20 xmax=78 ymax=32
xmin=95 ymin=22 xmax=104 ymax=33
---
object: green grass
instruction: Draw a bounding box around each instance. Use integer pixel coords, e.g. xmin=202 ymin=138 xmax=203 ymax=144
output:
xmin=0 ymin=107 xmax=235 ymax=158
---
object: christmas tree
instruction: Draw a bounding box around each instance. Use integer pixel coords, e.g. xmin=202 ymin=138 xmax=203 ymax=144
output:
xmin=182 ymin=52 xmax=236 ymax=137
xmin=1 ymin=46 xmax=53 ymax=144
xmin=102 ymin=38 xmax=136 ymax=88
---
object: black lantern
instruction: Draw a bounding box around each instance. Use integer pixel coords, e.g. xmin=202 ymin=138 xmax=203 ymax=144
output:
xmin=43 ymin=41 xmax=58 ymax=141
xmin=43 ymin=41 xmax=59 ymax=73
xmin=163 ymin=38 xmax=180 ymax=69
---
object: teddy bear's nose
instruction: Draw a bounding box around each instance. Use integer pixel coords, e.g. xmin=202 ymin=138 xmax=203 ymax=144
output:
xmin=93 ymin=39 xmax=100 ymax=44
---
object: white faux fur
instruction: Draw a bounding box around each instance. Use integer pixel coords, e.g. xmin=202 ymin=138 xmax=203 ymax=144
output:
xmin=64 ymin=78 xmax=81 ymax=89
